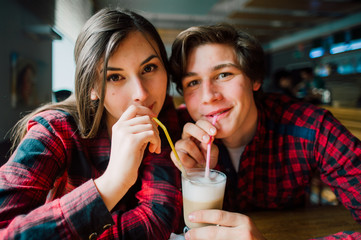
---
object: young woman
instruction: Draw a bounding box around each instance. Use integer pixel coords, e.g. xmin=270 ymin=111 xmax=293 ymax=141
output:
xmin=0 ymin=8 xmax=182 ymax=239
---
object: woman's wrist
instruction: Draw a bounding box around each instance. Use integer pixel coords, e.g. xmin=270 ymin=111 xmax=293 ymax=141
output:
xmin=94 ymin=174 xmax=133 ymax=211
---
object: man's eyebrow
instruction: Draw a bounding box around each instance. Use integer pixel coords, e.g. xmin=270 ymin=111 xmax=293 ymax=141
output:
xmin=213 ymin=63 xmax=241 ymax=71
xmin=183 ymin=72 xmax=197 ymax=78
xmin=183 ymin=63 xmax=241 ymax=78
xmin=100 ymin=55 xmax=159 ymax=73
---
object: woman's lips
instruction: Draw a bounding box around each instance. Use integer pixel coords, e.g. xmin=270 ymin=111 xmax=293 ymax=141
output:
xmin=148 ymin=103 xmax=155 ymax=111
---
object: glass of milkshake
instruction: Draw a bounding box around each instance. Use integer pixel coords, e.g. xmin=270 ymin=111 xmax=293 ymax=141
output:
xmin=182 ymin=168 xmax=227 ymax=231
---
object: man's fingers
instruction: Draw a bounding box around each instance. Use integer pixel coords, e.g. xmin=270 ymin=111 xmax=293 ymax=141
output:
xmin=170 ymin=151 xmax=184 ymax=171
xmin=185 ymin=210 xmax=265 ymax=240
xmin=196 ymin=119 xmax=217 ymax=136
xmin=189 ymin=209 xmax=247 ymax=227
xmin=182 ymin=122 xmax=212 ymax=144
xmin=175 ymin=138 xmax=205 ymax=167
xmin=185 ymin=225 xmax=230 ymax=240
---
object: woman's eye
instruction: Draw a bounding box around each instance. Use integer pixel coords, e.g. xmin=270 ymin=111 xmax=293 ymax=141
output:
xmin=107 ymin=74 xmax=123 ymax=82
xmin=143 ymin=64 xmax=158 ymax=73
xmin=217 ymin=72 xmax=232 ymax=79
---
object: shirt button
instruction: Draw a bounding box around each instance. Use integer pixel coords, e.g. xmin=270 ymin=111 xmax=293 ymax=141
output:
xmin=89 ymin=232 xmax=98 ymax=240
xmin=103 ymin=223 xmax=112 ymax=230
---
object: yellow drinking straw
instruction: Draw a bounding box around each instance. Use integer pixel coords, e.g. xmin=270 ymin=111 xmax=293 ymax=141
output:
xmin=153 ymin=117 xmax=186 ymax=175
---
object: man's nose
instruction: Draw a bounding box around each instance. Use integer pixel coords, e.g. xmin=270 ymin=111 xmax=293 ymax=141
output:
xmin=201 ymin=80 xmax=222 ymax=104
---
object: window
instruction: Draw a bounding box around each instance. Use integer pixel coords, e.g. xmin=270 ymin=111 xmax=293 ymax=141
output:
xmin=52 ymin=35 xmax=75 ymax=95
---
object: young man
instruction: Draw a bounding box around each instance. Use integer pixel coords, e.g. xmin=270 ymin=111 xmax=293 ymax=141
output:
xmin=169 ymin=24 xmax=361 ymax=240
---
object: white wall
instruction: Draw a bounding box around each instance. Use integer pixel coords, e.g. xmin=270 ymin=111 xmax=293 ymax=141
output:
xmin=52 ymin=0 xmax=93 ymax=93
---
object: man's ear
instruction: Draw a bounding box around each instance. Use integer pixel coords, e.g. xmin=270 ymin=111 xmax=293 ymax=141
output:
xmin=90 ymin=89 xmax=99 ymax=100
xmin=253 ymin=81 xmax=261 ymax=91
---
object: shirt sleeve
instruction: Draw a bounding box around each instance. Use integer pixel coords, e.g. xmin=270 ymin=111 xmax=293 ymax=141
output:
xmin=98 ymin=142 xmax=183 ymax=240
xmin=0 ymin=101 xmax=183 ymax=240
xmin=0 ymin=115 xmax=114 ymax=240
xmin=314 ymin=110 xmax=361 ymax=224
xmin=98 ymin=96 xmax=183 ymax=239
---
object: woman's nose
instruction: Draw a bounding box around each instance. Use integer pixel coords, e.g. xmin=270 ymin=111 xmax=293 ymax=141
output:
xmin=132 ymin=77 xmax=149 ymax=102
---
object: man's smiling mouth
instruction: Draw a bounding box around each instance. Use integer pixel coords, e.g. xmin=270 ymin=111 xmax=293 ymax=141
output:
xmin=206 ymin=108 xmax=231 ymax=118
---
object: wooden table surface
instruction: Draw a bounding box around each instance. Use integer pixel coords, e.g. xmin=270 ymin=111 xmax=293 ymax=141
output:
xmin=248 ymin=205 xmax=361 ymax=239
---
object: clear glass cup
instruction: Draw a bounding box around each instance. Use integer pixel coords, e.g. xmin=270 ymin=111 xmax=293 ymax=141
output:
xmin=182 ymin=168 xmax=227 ymax=231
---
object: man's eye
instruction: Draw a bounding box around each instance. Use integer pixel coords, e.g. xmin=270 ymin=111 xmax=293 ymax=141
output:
xmin=185 ymin=80 xmax=199 ymax=88
xmin=143 ymin=64 xmax=158 ymax=73
xmin=217 ymin=72 xmax=232 ymax=79
xmin=107 ymin=74 xmax=123 ymax=82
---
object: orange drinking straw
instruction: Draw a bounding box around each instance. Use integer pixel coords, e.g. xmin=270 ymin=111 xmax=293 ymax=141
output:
xmin=153 ymin=117 xmax=186 ymax=175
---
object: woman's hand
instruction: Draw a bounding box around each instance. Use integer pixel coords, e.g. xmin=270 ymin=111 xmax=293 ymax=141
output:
xmin=185 ymin=209 xmax=266 ymax=240
xmin=171 ymin=120 xmax=219 ymax=170
xmin=95 ymin=105 xmax=161 ymax=211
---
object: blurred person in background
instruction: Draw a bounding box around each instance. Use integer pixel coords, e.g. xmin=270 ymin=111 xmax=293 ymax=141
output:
xmin=295 ymin=67 xmax=326 ymax=105
xmin=272 ymin=68 xmax=297 ymax=98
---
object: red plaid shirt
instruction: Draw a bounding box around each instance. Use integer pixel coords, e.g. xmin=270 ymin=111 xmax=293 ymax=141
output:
xmin=0 ymin=96 xmax=182 ymax=240
xmin=178 ymin=93 xmax=361 ymax=239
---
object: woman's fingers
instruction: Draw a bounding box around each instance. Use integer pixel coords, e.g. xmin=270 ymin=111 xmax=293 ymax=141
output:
xmin=114 ymin=105 xmax=161 ymax=153
xmin=119 ymin=104 xmax=156 ymax=121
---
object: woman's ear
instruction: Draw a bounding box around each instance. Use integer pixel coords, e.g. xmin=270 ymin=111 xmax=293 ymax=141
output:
xmin=90 ymin=89 xmax=99 ymax=100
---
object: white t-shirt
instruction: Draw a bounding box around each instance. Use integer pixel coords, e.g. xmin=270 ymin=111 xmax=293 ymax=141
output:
xmin=226 ymin=145 xmax=245 ymax=172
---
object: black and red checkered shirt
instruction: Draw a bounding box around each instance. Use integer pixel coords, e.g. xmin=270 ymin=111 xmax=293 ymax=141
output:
xmin=178 ymin=93 xmax=361 ymax=239
xmin=0 ymin=96 xmax=182 ymax=240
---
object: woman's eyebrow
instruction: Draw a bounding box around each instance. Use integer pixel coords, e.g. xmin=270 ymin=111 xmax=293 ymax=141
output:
xmin=106 ymin=67 xmax=123 ymax=71
xmin=99 ymin=66 xmax=122 ymax=73
xmin=100 ymin=55 xmax=159 ymax=73
xmin=140 ymin=55 xmax=158 ymax=66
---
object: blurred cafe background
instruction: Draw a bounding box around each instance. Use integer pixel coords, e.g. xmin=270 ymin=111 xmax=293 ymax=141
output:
xmin=1 ymin=0 xmax=361 ymax=204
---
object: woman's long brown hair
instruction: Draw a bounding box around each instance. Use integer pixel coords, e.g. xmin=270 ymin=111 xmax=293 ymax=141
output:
xmin=10 ymin=8 xmax=170 ymax=153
